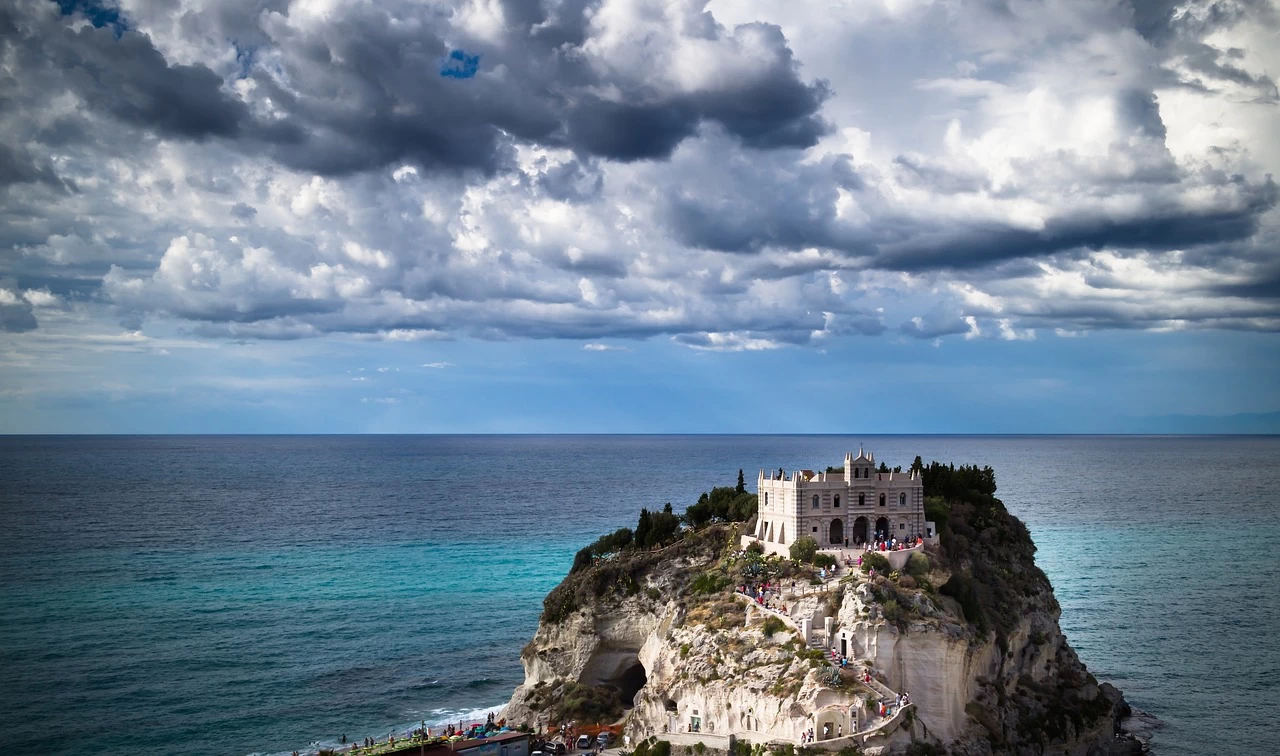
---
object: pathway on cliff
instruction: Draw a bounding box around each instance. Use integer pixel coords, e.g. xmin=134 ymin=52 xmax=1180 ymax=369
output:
xmin=734 ymin=572 xmax=914 ymax=745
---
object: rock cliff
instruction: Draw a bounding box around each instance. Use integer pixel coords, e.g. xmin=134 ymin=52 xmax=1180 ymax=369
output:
xmin=503 ymin=498 xmax=1145 ymax=756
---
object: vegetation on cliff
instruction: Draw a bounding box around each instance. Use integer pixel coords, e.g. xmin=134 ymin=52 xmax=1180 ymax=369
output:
xmin=912 ymin=458 xmax=1051 ymax=646
xmin=569 ymin=475 xmax=758 ymax=575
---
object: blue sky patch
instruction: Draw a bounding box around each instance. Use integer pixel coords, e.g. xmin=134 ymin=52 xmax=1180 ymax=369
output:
xmin=440 ymin=49 xmax=480 ymax=79
xmin=57 ymin=0 xmax=128 ymax=37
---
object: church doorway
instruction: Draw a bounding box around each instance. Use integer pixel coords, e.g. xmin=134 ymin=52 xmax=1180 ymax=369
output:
xmin=853 ymin=517 xmax=868 ymax=544
xmin=875 ymin=517 xmax=890 ymax=540
xmin=829 ymin=519 xmax=844 ymax=545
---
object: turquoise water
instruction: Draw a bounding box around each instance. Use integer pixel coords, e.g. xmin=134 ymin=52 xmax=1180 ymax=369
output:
xmin=1 ymin=435 xmax=1277 ymax=754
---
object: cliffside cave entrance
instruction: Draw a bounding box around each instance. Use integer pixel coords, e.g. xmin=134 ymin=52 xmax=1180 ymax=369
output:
xmin=828 ymin=519 xmax=844 ymax=545
xmin=581 ymin=648 xmax=648 ymax=710
xmin=617 ymin=661 xmax=647 ymax=707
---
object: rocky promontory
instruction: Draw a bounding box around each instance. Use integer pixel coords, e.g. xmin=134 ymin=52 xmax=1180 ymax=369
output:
xmin=502 ymin=468 xmax=1146 ymax=756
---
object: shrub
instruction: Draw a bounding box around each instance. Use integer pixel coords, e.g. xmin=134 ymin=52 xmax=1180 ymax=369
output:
xmin=690 ymin=571 xmax=731 ymax=595
xmin=746 ymin=540 xmax=765 ymax=555
xmin=939 ymin=573 xmax=987 ymax=635
xmin=790 ymin=536 xmax=819 ymax=563
xmin=761 ymin=616 xmax=786 ymax=636
xmin=813 ymin=553 xmax=837 ymax=569
xmin=651 ymin=741 xmax=672 ymax=756
xmin=897 ymin=575 xmax=918 ymax=590
xmin=693 ymin=743 xmax=707 ymax=755
xmin=905 ymin=552 xmax=930 ymax=577
xmin=880 ymin=599 xmax=904 ymax=627
xmin=860 ymin=552 xmax=890 ymax=574
xmin=685 ymin=486 xmax=759 ymax=527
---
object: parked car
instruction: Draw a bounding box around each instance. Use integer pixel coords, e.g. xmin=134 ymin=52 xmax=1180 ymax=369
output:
xmin=596 ymin=732 xmax=613 ymax=746
xmin=577 ymin=734 xmax=594 ymax=749
xmin=544 ymin=742 xmax=567 ymax=755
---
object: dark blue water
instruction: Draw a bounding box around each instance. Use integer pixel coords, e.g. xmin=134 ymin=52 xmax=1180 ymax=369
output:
xmin=1 ymin=436 xmax=1277 ymax=755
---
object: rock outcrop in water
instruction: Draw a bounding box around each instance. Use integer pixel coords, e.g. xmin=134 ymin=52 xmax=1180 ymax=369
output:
xmin=503 ymin=481 xmax=1145 ymax=756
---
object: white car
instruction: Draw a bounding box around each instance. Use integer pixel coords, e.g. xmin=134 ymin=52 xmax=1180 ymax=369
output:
xmin=577 ymin=735 xmax=594 ymax=749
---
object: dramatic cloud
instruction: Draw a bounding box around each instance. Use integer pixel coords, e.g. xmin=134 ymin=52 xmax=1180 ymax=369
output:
xmin=2 ymin=0 xmax=1280 ymax=367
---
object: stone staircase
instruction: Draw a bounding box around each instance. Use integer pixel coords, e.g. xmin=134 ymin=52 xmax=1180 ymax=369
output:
xmin=736 ymin=584 xmax=913 ymax=746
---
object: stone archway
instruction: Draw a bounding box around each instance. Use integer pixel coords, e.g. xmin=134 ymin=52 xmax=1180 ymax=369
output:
xmin=853 ymin=516 xmax=868 ymax=544
xmin=828 ymin=518 xmax=844 ymax=545
xmin=875 ymin=516 xmax=890 ymax=540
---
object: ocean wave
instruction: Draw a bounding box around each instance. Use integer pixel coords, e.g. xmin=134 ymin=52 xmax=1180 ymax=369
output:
xmin=422 ymin=702 xmax=507 ymax=727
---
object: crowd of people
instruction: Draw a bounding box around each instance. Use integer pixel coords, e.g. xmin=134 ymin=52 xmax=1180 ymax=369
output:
xmin=736 ymin=581 xmax=790 ymax=614
xmin=865 ymin=534 xmax=924 ymax=552
xmin=327 ymin=712 xmax=512 ymax=755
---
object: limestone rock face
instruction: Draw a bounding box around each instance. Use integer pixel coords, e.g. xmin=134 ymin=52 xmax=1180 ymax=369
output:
xmin=504 ymin=521 xmax=1143 ymax=756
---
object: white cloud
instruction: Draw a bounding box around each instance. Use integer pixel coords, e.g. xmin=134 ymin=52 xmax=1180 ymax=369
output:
xmin=421 ymin=362 xmax=454 ymax=369
xmin=673 ymin=332 xmax=784 ymax=352
xmin=582 ymin=343 xmax=628 ymax=351
xmin=1 ymin=0 xmax=1276 ymax=359
xmin=22 ymin=289 xmax=60 ymax=307
xmin=997 ymin=318 xmax=1036 ymax=341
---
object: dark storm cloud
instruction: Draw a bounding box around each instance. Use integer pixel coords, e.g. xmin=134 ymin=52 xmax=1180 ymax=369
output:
xmin=666 ymin=150 xmax=864 ymax=253
xmin=0 ymin=6 xmax=248 ymax=140
xmin=2 ymin=0 xmax=828 ymax=179
xmin=875 ymin=177 xmax=1278 ymax=272
xmin=0 ymin=144 xmax=72 ymax=191
xmin=1131 ymin=0 xmax=1280 ymax=100
xmin=4 ymin=0 xmax=1279 ymax=348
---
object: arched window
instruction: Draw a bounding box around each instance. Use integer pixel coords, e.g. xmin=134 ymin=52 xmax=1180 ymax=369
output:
xmin=764 ymin=492 xmax=769 ymax=507
xmin=812 ymin=494 xmax=820 ymax=509
xmin=834 ymin=495 xmax=840 ymax=508
xmin=899 ymin=493 xmax=906 ymax=507
xmin=854 ymin=468 xmax=860 ymax=479
xmin=858 ymin=493 xmax=865 ymax=507
xmin=879 ymin=493 xmax=886 ymax=507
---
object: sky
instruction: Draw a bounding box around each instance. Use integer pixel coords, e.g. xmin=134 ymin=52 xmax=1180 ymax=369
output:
xmin=1 ymin=0 xmax=1279 ymax=434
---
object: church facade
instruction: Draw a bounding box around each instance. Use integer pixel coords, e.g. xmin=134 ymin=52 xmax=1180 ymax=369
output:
xmin=749 ymin=448 xmax=931 ymax=556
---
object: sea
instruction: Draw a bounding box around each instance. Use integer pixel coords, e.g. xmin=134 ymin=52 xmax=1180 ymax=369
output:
xmin=1 ymin=435 xmax=1277 ymax=756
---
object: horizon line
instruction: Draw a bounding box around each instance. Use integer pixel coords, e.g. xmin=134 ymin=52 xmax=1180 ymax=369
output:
xmin=3 ymin=432 xmax=1278 ymax=438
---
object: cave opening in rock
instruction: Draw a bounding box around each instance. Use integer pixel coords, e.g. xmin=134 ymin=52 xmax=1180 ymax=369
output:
xmin=582 ymin=648 xmax=649 ymax=711
xmin=617 ymin=661 xmax=647 ymax=708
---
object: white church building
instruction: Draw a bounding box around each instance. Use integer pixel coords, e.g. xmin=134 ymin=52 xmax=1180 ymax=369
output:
xmin=748 ymin=448 xmax=933 ymax=557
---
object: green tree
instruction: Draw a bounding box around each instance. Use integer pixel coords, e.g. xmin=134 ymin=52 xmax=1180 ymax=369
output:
xmin=636 ymin=508 xmax=653 ymax=548
xmin=860 ymin=551 xmax=891 ymax=574
xmin=736 ymin=469 xmax=746 ymax=495
xmin=878 ymin=461 xmax=890 ymax=473
xmin=789 ymin=536 xmax=818 ymax=563
xmin=571 ymin=547 xmax=594 ymax=573
xmin=910 ymin=456 xmax=924 ymax=475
